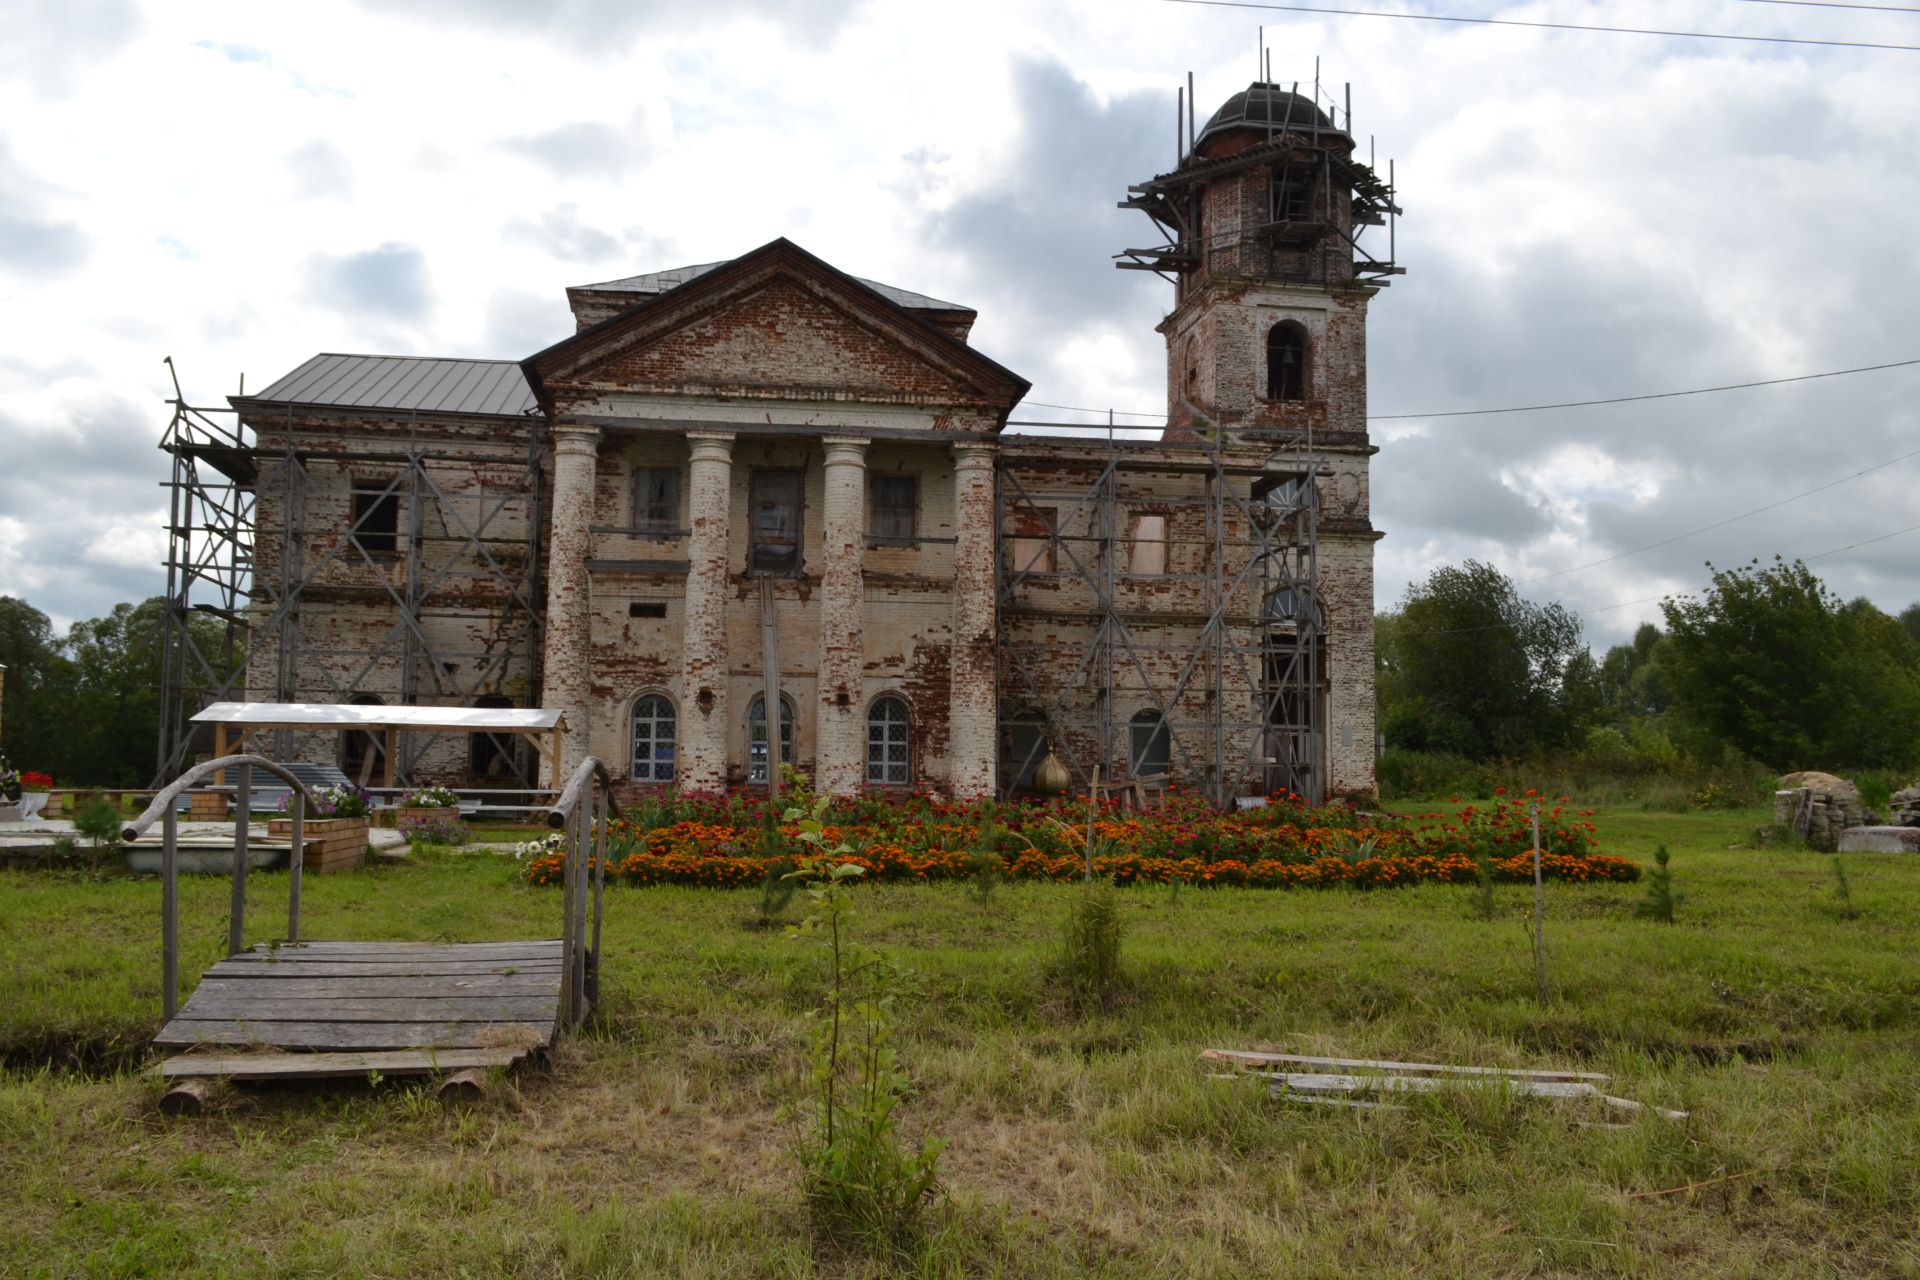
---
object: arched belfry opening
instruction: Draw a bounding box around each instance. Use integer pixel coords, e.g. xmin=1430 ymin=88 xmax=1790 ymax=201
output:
xmin=1266 ymin=321 xmax=1308 ymax=401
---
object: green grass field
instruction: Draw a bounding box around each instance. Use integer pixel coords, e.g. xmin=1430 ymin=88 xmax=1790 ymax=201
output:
xmin=2 ymin=807 xmax=1916 ymax=1277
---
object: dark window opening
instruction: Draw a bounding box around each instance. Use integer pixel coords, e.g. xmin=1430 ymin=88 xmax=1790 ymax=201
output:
xmin=870 ymin=474 xmax=917 ymax=542
xmin=748 ymin=694 xmax=795 ymax=783
xmin=1129 ymin=709 xmax=1171 ymax=778
xmin=633 ymin=467 xmax=679 ymax=533
xmin=1271 ymin=163 xmax=1314 ymax=223
xmin=1266 ymin=322 xmax=1308 ymax=402
xmin=749 ymin=471 xmax=803 ymax=576
xmin=469 ymin=693 xmax=518 ymax=780
xmin=630 ymin=694 xmax=676 ymax=783
xmin=1006 ymin=711 xmax=1047 ymax=789
xmin=351 ymin=483 xmax=399 ymax=556
xmin=339 ymin=693 xmax=385 ymax=784
xmin=866 ymin=696 xmax=911 ymax=785
xmin=628 ymin=601 xmax=667 ymax=619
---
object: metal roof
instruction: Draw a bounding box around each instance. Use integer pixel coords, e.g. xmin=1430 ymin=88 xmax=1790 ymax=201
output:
xmin=573 ymin=261 xmax=970 ymax=313
xmin=249 ymin=354 xmax=539 ymax=416
xmin=191 ymin=702 xmax=563 ymax=732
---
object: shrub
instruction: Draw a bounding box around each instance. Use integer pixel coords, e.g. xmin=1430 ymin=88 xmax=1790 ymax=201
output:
xmin=1635 ymin=844 xmax=1681 ymax=923
xmin=400 ymin=814 xmax=469 ymax=847
xmin=1059 ymin=884 xmax=1124 ymax=1009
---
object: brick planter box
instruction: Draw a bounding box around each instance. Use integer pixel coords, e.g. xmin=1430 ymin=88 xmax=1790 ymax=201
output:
xmin=390 ymin=805 xmax=460 ymax=830
xmin=188 ymin=791 xmax=230 ymax=821
xmin=268 ymin=816 xmax=369 ymax=873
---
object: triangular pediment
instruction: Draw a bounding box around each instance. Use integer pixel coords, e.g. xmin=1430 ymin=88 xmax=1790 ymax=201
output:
xmin=523 ymin=239 xmax=1028 ymax=415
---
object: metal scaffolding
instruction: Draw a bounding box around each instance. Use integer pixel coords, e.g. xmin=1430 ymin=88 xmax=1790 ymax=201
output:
xmin=156 ymin=391 xmax=548 ymax=787
xmin=994 ymin=424 xmax=1327 ymax=807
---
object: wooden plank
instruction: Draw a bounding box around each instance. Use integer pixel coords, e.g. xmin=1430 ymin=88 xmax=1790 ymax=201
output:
xmin=154 ymin=1047 xmax=527 ymax=1080
xmin=191 ymin=974 xmax=562 ymax=1000
xmin=206 ymin=959 xmax=563 ymax=979
xmin=1202 ymin=1049 xmax=1609 ymax=1083
xmin=153 ymin=1020 xmax=555 ymax=1050
xmin=173 ymin=995 xmax=560 ymax=1022
xmin=248 ymin=941 xmax=561 ymax=958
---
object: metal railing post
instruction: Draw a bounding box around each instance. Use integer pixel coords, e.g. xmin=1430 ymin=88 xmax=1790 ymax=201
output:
xmin=162 ymin=806 xmax=180 ymax=1021
xmin=287 ymin=790 xmax=304 ymax=943
xmin=229 ymin=769 xmax=251 ymax=957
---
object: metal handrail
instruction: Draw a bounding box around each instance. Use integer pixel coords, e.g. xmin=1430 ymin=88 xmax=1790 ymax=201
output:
xmin=125 ymin=754 xmax=326 ymax=1022
xmin=544 ymin=757 xmax=622 ymax=1030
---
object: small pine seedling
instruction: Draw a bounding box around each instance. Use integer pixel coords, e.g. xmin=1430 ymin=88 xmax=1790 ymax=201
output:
xmin=1635 ymin=844 xmax=1681 ymax=923
xmin=1829 ymin=855 xmax=1860 ymax=920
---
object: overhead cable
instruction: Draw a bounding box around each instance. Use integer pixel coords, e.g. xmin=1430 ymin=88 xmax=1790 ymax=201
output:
xmin=1154 ymin=0 xmax=1920 ymax=51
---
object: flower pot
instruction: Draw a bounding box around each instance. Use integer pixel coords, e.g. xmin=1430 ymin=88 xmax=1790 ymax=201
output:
xmin=268 ymin=816 xmax=369 ymax=872
xmin=392 ymin=805 xmax=453 ymax=828
xmin=18 ymin=793 xmax=47 ymax=821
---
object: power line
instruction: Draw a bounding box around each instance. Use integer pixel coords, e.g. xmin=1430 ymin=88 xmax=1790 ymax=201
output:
xmin=1154 ymin=0 xmax=1920 ymax=51
xmin=1021 ymin=355 xmax=1920 ymax=424
xmin=1729 ymin=0 xmax=1920 ymax=12
xmin=1517 ymin=443 xmax=1920 ymax=585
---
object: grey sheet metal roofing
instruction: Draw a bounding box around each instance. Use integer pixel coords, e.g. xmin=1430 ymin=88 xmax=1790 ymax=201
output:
xmin=573 ymin=261 xmax=971 ymax=313
xmin=248 ymin=353 xmax=539 ymax=416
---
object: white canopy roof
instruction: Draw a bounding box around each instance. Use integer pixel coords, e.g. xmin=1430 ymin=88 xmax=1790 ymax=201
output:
xmin=191 ymin=702 xmax=564 ymax=732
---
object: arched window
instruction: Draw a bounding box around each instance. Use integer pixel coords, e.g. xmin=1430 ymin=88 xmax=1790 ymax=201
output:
xmin=339 ymin=693 xmax=384 ymax=783
xmin=866 ymin=696 xmax=911 ymax=786
xmin=747 ymin=694 xmax=794 ymax=784
xmin=630 ymin=694 xmax=677 ymax=783
xmin=470 ymin=693 xmax=517 ymax=779
xmin=1266 ymin=321 xmax=1308 ymax=402
xmin=1129 ymin=709 xmax=1171 ymax=779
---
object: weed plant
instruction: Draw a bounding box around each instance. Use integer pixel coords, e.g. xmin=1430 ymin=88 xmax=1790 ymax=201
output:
xmin=1830 ymin=855 xmax=1861 ymax=919
xmin=1059 ymin=884 xmax=1124 ymax=1010
xmin=785 ymin=799 xmax=941 ymax=1252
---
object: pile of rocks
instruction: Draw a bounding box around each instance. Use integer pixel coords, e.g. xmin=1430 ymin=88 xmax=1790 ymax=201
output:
xmin=1886 ymin=785 xmax=1920 ymax=826
xmin=1772 ymin=771 xmax=1872 ymax=851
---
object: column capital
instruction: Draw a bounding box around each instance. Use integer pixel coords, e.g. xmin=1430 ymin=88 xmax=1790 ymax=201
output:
xmin=552 ymin=423 xmax=601 ymax=455
xmin=821 ymin=435 xmax=870 ymax=465
xmin=686 ymin=430 xmax=735 ymax=463
xmin=951 ymin=439 xmax=997 ymax=469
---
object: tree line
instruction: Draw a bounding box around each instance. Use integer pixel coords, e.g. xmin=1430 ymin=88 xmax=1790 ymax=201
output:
xmin=0 ymin=596 xmax=237 ymax=789
xmin=1377 ymin=557 xmax=1920 ymax=775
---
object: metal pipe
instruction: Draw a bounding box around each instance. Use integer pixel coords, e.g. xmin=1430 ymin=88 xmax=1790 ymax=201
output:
xmin=229 ymin=769 xmax=251 ymax=957
xmin=162 ymin=807 xmax=179 ymax=1021
xmin=287 ymin=790 xmax=304 ymax=943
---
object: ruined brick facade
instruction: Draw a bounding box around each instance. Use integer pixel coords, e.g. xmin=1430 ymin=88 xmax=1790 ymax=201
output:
xmin=229 ymin=83 xmax=1394 ymax=804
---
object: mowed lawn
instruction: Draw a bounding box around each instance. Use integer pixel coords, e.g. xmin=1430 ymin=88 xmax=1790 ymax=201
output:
xmin=2 ymin=807 xmax=1916 ymax=1278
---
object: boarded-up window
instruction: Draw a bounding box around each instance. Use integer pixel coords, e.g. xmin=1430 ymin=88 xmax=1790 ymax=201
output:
xmin=871 ymin=474 xmax=917 ymax=541
xmin=1129 ymin=710 xmax=1170 ymax=778
xmin=633 ymin=467 xmax=679 ymax=532
xmin=1010 ymin=506 xmax=1057 ymax=574
xmin=749 ymin=471 xmax=803 ymax=575
xmin=1128 ymin=514 xmax=1167 ymax=575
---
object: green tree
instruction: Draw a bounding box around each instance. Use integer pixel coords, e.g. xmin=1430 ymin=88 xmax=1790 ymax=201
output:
xmin=0 ymin=596 xmax=63 ymax=772
xmin=1660 ymin=559 xmax=1920 ymax=771
xmin=1379 ymin=560 xmax=1589 ymax=757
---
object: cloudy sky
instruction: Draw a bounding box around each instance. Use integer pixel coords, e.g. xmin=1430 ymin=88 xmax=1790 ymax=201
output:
xmin=3 ymin=0 xmax=1919 ymax=650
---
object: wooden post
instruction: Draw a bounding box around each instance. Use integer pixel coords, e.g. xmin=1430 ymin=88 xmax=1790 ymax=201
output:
xmin=382 ymin=726 xmax=398 ymax=790
xmin=213 ymin=723 xmax=228 ymax=786
xmin=1531 ymin=801 xmax=1548 ymax=1003
xmin=229 ymin=768 xmax=251 ymax=958
xmin=589 ymin=785 xmax=607 ymax=1006
xmin=1086 ymin=765 xmax=1099 ymax=882
xmin=559 ymin=799 xmax=579 ymax=1028
xmin=162 ymin=807 xmax=179 ymax=1021
xmin=287 ymin=790 xmax=304 ymax=943
xmin=574 ymin=797 xmax=591 ymax=1024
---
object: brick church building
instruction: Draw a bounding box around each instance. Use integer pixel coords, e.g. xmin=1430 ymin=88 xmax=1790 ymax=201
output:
xmin=225 ymin=82 xmax=1398 ymax=805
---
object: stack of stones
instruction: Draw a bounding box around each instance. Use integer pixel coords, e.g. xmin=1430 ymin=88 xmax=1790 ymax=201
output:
xmin=1773 ymin=772 xmax=1871 ymax=851
xmin=1888 ymin=785 xmax=1920 ymax=827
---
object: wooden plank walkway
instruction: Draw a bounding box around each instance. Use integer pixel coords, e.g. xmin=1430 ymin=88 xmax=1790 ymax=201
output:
xmin=152 ymin=939 xmax=565 ymax=1080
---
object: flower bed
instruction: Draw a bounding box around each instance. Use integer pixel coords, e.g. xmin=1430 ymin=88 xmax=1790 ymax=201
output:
xmin=519 ymin=788 xmax=1638 ymax=891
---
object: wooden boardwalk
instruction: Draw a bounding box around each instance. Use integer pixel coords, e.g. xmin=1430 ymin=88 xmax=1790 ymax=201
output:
xmin=152 ymin=939 xmax=566 ymax=1082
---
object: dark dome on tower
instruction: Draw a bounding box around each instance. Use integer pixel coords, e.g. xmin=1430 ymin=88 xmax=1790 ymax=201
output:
xmin=1194 ymin=83 xmax=1345 ymax=150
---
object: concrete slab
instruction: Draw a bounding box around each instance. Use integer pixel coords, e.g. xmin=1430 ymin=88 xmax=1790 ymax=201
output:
xmin=1837 ymin=826 xmax=1920 ymax=853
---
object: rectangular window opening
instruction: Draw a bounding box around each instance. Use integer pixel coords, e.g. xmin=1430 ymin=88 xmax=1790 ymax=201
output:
xmin=1010 ymin=505 xmax=1057 ymax=574
xmin=633 ymin=467 xmax=680 ymax=533
xmin=870 ymin=473 xmax=917 ymax=542
xmin=749 ymin=470 xmax=804 ymax=576
xmin=628 ymin=601 xmax=667 ymax=619
xmin=350 ymin=482 xmax=399 ymax=557
xmin=1128 ymin=513 xmax=1167 ymax=576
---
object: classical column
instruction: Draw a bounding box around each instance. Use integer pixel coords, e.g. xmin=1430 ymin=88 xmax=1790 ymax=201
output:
xmin=541 ymin=424 xmax=600 ymax=778
xmin=679 ymin=431 xmax=735 ymax=793
xmin=815 ymin=436 xmax=869 ymax=797
xmin=948 ymin=441 xmax=998 ymax=797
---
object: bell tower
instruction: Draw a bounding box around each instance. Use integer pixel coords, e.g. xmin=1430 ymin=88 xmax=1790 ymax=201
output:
xmin=1118 ymin=77 xmax=1401 ymax=799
